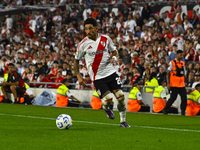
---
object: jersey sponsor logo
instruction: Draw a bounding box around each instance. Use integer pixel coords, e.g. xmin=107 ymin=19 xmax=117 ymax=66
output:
xmin=88 ymin=49 xmax=106 ymax=56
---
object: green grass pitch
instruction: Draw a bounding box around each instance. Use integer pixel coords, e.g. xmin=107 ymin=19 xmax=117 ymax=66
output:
xmin=0 ymin=103 xmax=200 ymax=150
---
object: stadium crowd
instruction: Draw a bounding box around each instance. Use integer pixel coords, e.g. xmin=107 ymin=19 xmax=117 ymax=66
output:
xmin=0 ymin=0 xmax=200 ymax=92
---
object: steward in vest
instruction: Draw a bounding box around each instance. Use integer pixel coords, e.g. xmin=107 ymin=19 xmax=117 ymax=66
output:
xmin=56 ymin=79 xmax=80 ymax=107
xmin=186 ymin=83 xmax=200 ymax=116
xmin=163 ymin=49 xmax=187 ymax=115
xmin=0 ymin=74 xmax=9 ymax=103
xmin=153 ymin=78 xmax=178 ymax=114
xmin=24 ymin=78 xmax=35 ymax=98
xmin=1 ymin=63 xmax=26 ymax=103
xmin=145 ymin=72 xmax=159 ymax=94
xmin=91 ymin=90 xmax=102 ymax=109
xmin=128 ymin=80 xmax=150 ymax=112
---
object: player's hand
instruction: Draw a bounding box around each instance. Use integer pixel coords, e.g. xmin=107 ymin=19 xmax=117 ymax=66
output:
xmin=1 ymin=82 xmax=8 ymax=86
xmin=77 ymin=76 xmax=86 ymax=86
xmin=167 ymin=84 xmax=170 ymax=90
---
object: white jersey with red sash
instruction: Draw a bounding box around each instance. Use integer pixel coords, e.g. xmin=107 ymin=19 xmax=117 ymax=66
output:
xmin=75 ymin=33 xmax=116 ymax=81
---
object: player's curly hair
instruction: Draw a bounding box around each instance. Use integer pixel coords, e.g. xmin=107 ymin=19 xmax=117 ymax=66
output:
xmin=84 ymin=18 xmax=97 ymax=27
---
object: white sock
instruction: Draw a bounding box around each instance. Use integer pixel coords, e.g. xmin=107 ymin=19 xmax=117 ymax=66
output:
xmin=119 ymin=111 xmax=126 ymax=122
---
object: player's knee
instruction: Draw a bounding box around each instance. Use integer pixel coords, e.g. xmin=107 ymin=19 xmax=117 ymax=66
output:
xmin=115 ymin=90 xmax=125 ymax=102
xmin=10 ymin=85 xmax=16 ymax=90
xmin=102 ymin=93 xmax=113 ymax=106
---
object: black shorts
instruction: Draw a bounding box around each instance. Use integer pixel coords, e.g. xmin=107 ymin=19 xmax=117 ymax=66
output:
xmin=6 ymin=86 xmax=26 ymax=94
xmin=94 ymin=73 xmax=122 ymax=98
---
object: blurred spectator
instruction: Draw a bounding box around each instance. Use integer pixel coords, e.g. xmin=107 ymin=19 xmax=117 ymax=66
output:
xmin=83 ymin=4 xmax=92 ymax=21
xmin=142 ymin=4 xmax=152 ymax=20
xmin=91 ymin=7 xmax=99 ymax=19
xmin=122 ymin=49 xmax=131 ymax=67
xmin=186 ymin=71 xmax=195 ymax=93
xmin=37 ymin=73 xmax=53 ymax=88
xmin=192 ymin=72 xmax=200 ymax=89
xmin=0 ymin=1 xmax=199 ymax=92
xmin=157 ymin=66 xmax=167 ymax=82
xmin=54 ymin=71 xmax=64 ymax=88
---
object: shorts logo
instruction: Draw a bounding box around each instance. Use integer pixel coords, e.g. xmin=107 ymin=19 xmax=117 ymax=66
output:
xmin=97 ymin=89 xmax=101 ymax=96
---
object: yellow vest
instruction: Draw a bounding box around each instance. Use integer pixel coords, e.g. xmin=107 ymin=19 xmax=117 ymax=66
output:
xmin=4 ymin=73 xmax=8 ymax=81
xmin=25 ymin=83 xmax=30 ymax=89
xmin=129 ymin=87 xmax=140 ymax=100
xmin=93 ymin=90 xmax=100 ymax=98
xmin=153 ymin=86 xmax=166 ymax=98
xmin=57 ymin=84 xmax=69 ymax=97
xmin=145 ymin=77 xmax=159 ymax=93
xmin=188 ymin=90 xmax=200 ymax=104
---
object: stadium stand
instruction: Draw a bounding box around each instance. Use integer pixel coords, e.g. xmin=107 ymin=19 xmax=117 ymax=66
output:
xmin=0 ymin=0 xmax=200 ymax=92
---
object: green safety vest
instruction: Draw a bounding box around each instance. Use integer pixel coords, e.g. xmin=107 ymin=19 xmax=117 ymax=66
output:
xmin=145 ymin=77 xmax=159 ymax=93
xmin=153 ymin=86 xmax=166 ymax=98
xmin=93 ymin=90 xmax=100 ymax=98
xmin=129 ymin=87 xmax=140 ymax=100
xmin=57 ymin=84 xmax=69 ymax=97
xmin=4 ymin=73 xmax=8 ymax=81
xmin=188 ymin=90 xmax=200 ymax=104
xmin=25 ymin=83 xmax=29 ymax=89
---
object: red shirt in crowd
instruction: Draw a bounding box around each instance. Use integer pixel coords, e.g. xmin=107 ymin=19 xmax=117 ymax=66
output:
xmin=37 ymin=77 xmax=53 ymax=88
xmin=54 ymin=77 xmax=64 ymax=88
xmin=131 ymin=58 xmax=140 ymax=68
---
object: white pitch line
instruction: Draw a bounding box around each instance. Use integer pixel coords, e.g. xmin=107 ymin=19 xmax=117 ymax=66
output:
xmin=0 ymin=113 xmax=200 ymax=133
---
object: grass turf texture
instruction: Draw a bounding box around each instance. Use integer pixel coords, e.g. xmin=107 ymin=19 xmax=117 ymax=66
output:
xmin=0 ymin=104 xmax=200 ymax=150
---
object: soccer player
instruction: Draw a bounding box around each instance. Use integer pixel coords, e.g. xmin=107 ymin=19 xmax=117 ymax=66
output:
xmin=74 ymin=18 xmax=130 ymax=127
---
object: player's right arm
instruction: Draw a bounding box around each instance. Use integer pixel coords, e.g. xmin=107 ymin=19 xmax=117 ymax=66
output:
xmin=74 ymin=59 xmax=86 ymax=86
xmin=74 ymin=43 xmax=86 ymax=86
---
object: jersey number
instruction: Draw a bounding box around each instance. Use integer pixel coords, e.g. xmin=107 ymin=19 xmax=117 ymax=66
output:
xmin=115 ymin=77 xmax=122 ymax=85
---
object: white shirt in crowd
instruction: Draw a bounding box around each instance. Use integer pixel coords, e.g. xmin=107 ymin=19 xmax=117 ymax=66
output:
xmin=53 ymin=15 xmax=62 ymax=28
xmin=1 ymin=28 xmax=10 ymax=38
xmin=5 ymin=17 xmax=13 ymax=29
xmin=124 ymin=20 xmax=137 ymax=34
xmin=29 ymin=19 xmax=36 ymax=33
xmin=82 ymin=8 xmax=92 ymax=21
xmin=171 ymin=37 xmax=184 ymax=50
xmin=183 ymin=22 xmax=193 ymax=32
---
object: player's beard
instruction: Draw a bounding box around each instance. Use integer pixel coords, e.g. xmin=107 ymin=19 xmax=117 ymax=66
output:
xmin=88 ymin=34 xmax=95 ymax=41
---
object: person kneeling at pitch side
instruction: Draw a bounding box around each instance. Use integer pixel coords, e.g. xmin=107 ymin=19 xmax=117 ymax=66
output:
xmin=186 ymin=83 xmax=200 ymax=116
xmin=127 ymin=79 xmax=150 ymax=112
xmin=56 ymin=79 xmax=81 ymax=107
xmin=153 ymin=78 xmax=178 ymax=114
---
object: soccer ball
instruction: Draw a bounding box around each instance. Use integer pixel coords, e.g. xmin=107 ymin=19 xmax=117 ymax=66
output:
xmin=0 ymin=78 xmax=5 ymax=85
xmin=56 ymin=114 xmax=72 ymax=129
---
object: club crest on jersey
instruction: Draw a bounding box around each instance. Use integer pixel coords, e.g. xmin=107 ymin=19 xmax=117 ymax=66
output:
xmin=97 ymin=89 xmax=101 ymax=96
xmin=101 ymin=41 xmax=105 ymax=47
